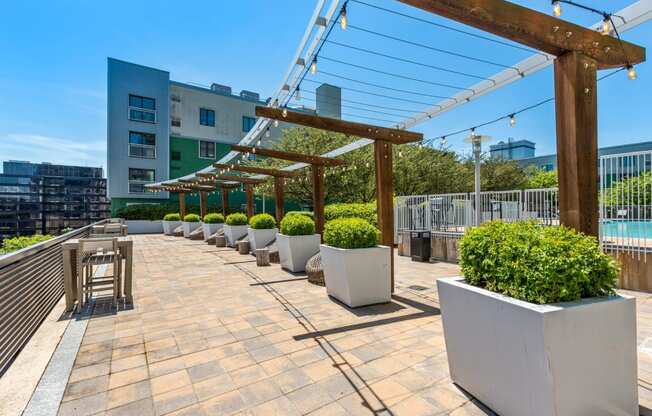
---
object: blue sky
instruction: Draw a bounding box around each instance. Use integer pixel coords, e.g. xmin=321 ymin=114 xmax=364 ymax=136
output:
xmin=1 ymin=0 xmax=650 ymax=171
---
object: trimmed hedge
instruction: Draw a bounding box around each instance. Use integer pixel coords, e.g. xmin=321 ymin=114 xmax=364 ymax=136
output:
xmin=226 ymin=213 xmax=248 ymax=226
xmin=116 ymin=204 xmax=210 ymax=220
xmin=249 ymin=213 xmax=276 ymax=230
xmin=0 ymin=234 xmax=53 ymax=255
xmin=285 ymin=211 xmax=315 ymax=221
xmin=203 ymin=213 xmax=224 ymax=224
xmin=163 ymin=213 xmax=181 ymax=221
xmin=183 ymin=214 xmax=201 ymax=223
xmin=459 ymin=221 xmax=618 ymax=305
xmin=281 ymin=214 xmax=315 ymax=236
xmin=323 ymin=218 xmax=379 ymax=249
xmin=324 ymin=203 xmax=377 ymax=226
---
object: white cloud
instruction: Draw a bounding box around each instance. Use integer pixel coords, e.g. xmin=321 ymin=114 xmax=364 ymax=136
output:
xmin=0 ymin=133 xmax=106 ymax=170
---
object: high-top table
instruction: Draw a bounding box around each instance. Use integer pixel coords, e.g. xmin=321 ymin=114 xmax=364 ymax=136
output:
xmin=61 ymin=237 xmax=133 ymax=312
xmin=91 ymin=224 xmax=128 ymax=236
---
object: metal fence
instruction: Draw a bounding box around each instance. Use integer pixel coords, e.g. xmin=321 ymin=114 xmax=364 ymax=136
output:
xmin=0 ymin=220 xmax=107 ymax=375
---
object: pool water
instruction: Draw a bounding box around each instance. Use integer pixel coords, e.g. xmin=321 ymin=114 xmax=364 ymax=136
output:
xmin=602 ymin=220 xmax=652 ymax=239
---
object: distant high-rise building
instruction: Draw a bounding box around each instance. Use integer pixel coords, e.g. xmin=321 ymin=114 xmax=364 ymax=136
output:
xmin=489 ymin=139 xmax=536 ymax=160
xmin=0 ymin=161 xmax=110 ymax=241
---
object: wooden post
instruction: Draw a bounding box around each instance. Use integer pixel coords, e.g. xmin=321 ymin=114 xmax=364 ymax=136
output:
xmin=312 ymin=165 xmax=325 ymax=237
xmin=274 ymin=176 xmax=285 ymax=225
xmin=245 ymin=184 xmax=255 ymax=218
xmin=554 ymin=51 xmax=598 ymax=237
xmin=178 ymin=192 xmax=187 ymax=218
xmin=374 ymin=140 xmax=395 ymax=292
xmin=221 ymin=188 xmax=229 ymax=217
xmin=199 ymin=191 xmax=207 ymax=219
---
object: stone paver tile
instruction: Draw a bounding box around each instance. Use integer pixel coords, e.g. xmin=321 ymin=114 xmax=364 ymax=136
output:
xmin=230 ymin=364 xmax=269 ymax=388
xmin=286 ymin=383 xmax=335 ymax=414
xmin=315 ymin=374 xmax=357 ymax=401
xmin=390 ymin=395 xmax=441 ymax=416
xmin=449 ymin=400 xmax=497 ymax=416
xmin=113 ymin=334 xmax=144 ymax=349
xmin=192 ymin=373 xmax=237 ymax=402
xmin=108 ymin=366 xmax=149 ymax=390
xmin=183 ymin=348 xmax=221 ymax=368
xmin=165 ymin=403 xmax=207 ymax=416
xmin=302 ymin=359 xmax=340 ymax=382
xmin=146 ymin=337 xmax=177 ymax=352
xmin=58 ymin=391 xmax=108 ymax=416
xmin=107 ymin=380 xmax=152 ymax=410
xmin=221 ymin=352 xmax=256 ymax=373
xmin=63 ymin=375 xmax=109 ymax=402
xmin=69 ymin=362 xmax=111 ymax=384
xmin=111 ymin=343 xmax=145 ymax=360
xmin=272 ymin=368 xmax=313 ymax=394
xmin=74 ymin=349 xmax=112 ymax=368
xmin=260 ymin=356 xmax=297 ymax=376
xmin=200 ymin=390 xmax=247 ymax=416
xmin=238 ymin=378 xmax=283 ymax=407
xmin=187 ymin=360 xmax=225 ymax=383
xmin=148 ymin=346 xmax=182 ymax=363
xmin=249 ymin=345 xmax=284 ymax=363
xmin=150 ymin=369 xmax=192 ymax=396
xmin=392 ymin=368 xmax=434 ymax=392
xmin=149 ymin=356 xmax=187 ymax=378
xmin=153 ymin=385 xmax=198 ymax=416
xmin=307 ymin=401 xmax=349 ymax=416
xmin=421 ymin=381 xmax=470 ymax=411
xmin=111 ymin=354 xmax=147 ymax=373
xmin=106 ymin=397 xmax=155 ymax=416
xmin=247 ymin=395 xmax=301 ymax=416
xmin=369 ymin=379 xmax=411 ymax=403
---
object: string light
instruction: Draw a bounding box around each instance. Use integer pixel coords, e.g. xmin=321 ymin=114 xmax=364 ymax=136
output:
xmin=552 ymin=1 xmax=562 ymax=17
xmin=273 ymin=119 xmax=279 ymax=127
xmin=441 ymin=136 xmax=447 ymax=145
xmin=295 ymin=85 xmax=301 ymax=101
xmin=340 ymin=4 xmax=347 ymax=31
xmin=265 ymin=128 xmax=271 ymax=138
xmin=627 ymin=64 xmax=637 ymax=80
xmin=601 ymin=16 xmax=611 ymax=35
xmin=398 ymin=151 xmax=403 ymax=158
xmin=310 ymin=58 xmax=318 ymax=75
xmin=509 ymin=114 xmax=516 ymax=127
xmin=257 ymin=139 xmax=262 ymax=146
xmin=282 ymin=108 xmax=288 ymax=117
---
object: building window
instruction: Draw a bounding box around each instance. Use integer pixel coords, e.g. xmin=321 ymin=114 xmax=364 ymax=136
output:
xmin=128 ymin=131 xmax=156 ymax=159
xmin=171 ymin=118 xmax=181 ymax=128
xmin=199 ymin=141 xmax=216 ymax=159
xmin=242 ymin=116 xmax=256 ymax=132
xmin=128 ymin=94 xmax=156 ymax=123
xmin=171 ymin=151 xmax=181 ymax=161
xmin=128 ymin=168 xmax=155 ymax=193
xmin=200 ymin=108 xmax=215 ymax=127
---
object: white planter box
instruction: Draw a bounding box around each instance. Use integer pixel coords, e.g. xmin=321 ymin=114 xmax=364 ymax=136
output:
xmin=277 ymin=234 xmax=320 ymax=272
xmin=125 ymin=220 xmax=162 ymax=234
xmin=320 ymin=244 xmax=391 ymax=308
xmin=202 ymin=223 xmax=224 ymax=241
xmin=223 ymin=224 xmax=248 ymax=247
xmin=437 ymin=277 xmax=637 ymax=416
xmin=162 ymin=220 xmax=181 ymax=235
xmin=182 ymin=221 xmax=201 ymax=238
xmin=247 ymin=228 xmax=278 ymax=251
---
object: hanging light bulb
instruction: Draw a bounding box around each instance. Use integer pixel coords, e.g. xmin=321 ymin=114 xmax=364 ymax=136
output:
xmin=282 ymin=108 xmax=288 ymax=118
xmin=295 ymin=85 xmax=301 ymax=101
xmin=256 ymin=139 xmax=262 ymax=147
xmin=273 ymin=119 xmax=279 ymax=128
xmin=365 ymin=162 xmax=370 ymax=168
xmin=471 ymin=128 xmax=476 ymax=137
xmin=441 ymin=136 xmax=447 ymax=146
xmin=552 ymin=1 xmax=561 ymax=17
xmin=627 ymin=64 xmax=637 ymax=80
xmin=310 ymin=58 xmax=318 ymax=75
xmin=265 ymin=128 xmax=271 ymax=138
xmin=398 ymin=151 xmax=403 ymax=158
xmin=509 ymin=114 xmax=516 ymax=127
xmin=601 ymin=16 xmax=611 ymax=35
xmin=273 ymin=98 xmax=279 ymax=108
xmin=340 ymin=4 xmax=347 ymax=30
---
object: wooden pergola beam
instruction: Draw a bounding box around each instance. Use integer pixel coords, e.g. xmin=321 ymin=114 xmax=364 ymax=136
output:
xmin=212 ymin=174 xmax=266 ymax=185
xmin=213 ymin=163 xmax=298 ymax=178
xmin=231 ymin=145 xmax=346 ymax=166
xmin=256 ymin=107 xmax=423 ymax=144
xmin=397 ymin=0 xmax=645 ymax=69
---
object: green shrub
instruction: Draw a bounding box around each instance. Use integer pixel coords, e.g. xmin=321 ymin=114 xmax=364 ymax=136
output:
xmin=203 ymin=213 xmax=224 ymax=224
xmin=281 ymin=214 xmax=315 ymax=236
xmin=325 ymin=203 xmax=377 ymax=226
xmin=285 ymin=211 xmax=314 ymax=220
xmin=323 ymin=218 xmax=379 ymax=249
xmin=249 ymin=213 xmax=276 ymax=230
xmin=226 ymin=213 xmax=248 ymax=226
xmin=117 ymin=204 xmax=170 ymax=221
xmin=163 ymin=213 xmax=181 ymax=221
xmin=0 ymin=234 xmax=53 ymax=255
xmin=183 ymin=214 xmax=201 ymax=223
xmin=459 ymin=221 xmax=618 ymax=305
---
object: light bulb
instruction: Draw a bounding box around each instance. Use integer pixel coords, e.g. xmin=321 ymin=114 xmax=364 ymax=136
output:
xmin=441 ymin=136 xmax=447 ymax=145
xmin=601 ymin=18 xmax=610 ymax=35
xmin=471 ymin=128 xmax=476 ymax=137
xmin=265 ymin=129 xmax=271 ymax=138
xmin=252 ymin=147 xmax=256 ymax=154
xmin=273 ymin=119 xmax=279 ymax=127
xmin=295 ymin=87 xmax=301 ymax=101
xmin=310 ymin=58 xmax=317 ymax=75
xmin=340 ymin=6 xmax=347 ymax=30
xmin=627 ymin=65 xmax=637 ymax=80
xmin=398 ymin=151 xmax=403 ymax=158
xmin=257 ymin=139 xmax=261 ymax=146
xmin=509 ymin=115 xmax=516 ymax=127
xmin=282 ymin=108 xmax=288 ymax=118
xmin=365 ymin=162 xmax=370 ymax=168
xmin=552 ymin=1 xmax=561 ymax=17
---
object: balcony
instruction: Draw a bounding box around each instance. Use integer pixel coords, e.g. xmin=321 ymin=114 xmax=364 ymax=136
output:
xmin=2 ymin=233 xmax=652 ymax=415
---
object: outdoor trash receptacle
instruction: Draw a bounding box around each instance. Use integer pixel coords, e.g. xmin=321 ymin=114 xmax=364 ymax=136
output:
xmin=410 ymin=230 xmax=430 ymax=262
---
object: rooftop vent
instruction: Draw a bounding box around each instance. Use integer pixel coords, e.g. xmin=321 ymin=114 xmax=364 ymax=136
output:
xmin=210 ymin=83 xmax=232 ymax=95
xmin=240 ymin=90 xmax=260 ymax=102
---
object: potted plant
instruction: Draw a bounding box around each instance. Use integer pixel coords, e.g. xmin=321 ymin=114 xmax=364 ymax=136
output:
xmin=320 ymin=218 xmax=390 ymax=308
xmin=247 ymin=213 xmax=278 ymax=251
xmin=223 ymin=213 xmax=248 ymax=247
xmin=162 ymin=213 xmax=181 ymax=235
xmin=202 ymin=213 xmax=224 ymax=241
xmin=277 ymin=214 xmax=320 ymax=272
xmin=438 ymin=221 xmax=635 ymax=416
xmin=181 ymin=214 xmax=201 ymax=238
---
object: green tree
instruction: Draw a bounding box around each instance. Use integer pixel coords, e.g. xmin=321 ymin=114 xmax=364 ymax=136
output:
xmin=460 ymin=157 xmax=529 ymax=191
xmin=523 ymin=167 xmax=559 ymax=189
xmin=602 ymin=171 xmax=652 ymax=207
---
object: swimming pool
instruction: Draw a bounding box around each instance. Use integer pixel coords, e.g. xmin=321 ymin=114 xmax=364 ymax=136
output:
xmin=602 ymin=220 xmax=652 ymax=239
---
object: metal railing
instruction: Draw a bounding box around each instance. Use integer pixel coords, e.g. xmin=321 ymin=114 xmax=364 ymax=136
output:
xmin=0 ymin=219 xmax=108 ymax=375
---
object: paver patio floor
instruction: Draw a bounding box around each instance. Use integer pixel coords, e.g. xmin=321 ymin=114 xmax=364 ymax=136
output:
xmin=54 ymin=234 xmax=652 ymax=415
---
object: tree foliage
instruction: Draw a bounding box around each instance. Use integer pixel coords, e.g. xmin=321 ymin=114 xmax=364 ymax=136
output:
xmin=523 ymin=167 xmax=558 ymax=189
xmin=602 ymin=171 xmax=652 ymax=207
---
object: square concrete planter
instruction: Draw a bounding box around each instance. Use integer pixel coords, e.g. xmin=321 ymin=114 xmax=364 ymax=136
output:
xmin=277 ymin=233 xmax=320 ymax=272
xmin=125 ymin=220 xmax=162 ymax=234
xmin=162 ymin=220 xmax=181 ymax=235
xmin=202 ymin=223 xmax=223 ymax=241
xmin=320 ymin=244 xmax=391 ymax=308
xmin=247 ymin=228 xmax=278 ymax=251
xmin=437 ymin=277 xmax=638 ymax=416
xmin=223 ymin=224 xmax=248 ymax=247
xmin=182 ymin=221 xmax=201 ymax=238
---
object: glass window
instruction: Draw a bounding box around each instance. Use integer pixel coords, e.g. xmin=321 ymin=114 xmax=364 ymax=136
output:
xmin=128 ymin=131 xmax=155 ymax=146
xmin=171 ymin=118 xmax=181 ymax=127
xmin=128 ymin=131 xmax=156 ymax=159
xmin=199 ymin=141 xmax=216 ymax=159
xmin=128 ymin=168 xmax=155 ymax=193
xmin=171 ymin=151 xmax=181 ymax=161
xmin=129 ymin=94 xmax=156 ymax=123
xmin=200 ymin=108 xmax=215 ymax=126
xmin=129 ymin=94 xmax=156 ymax=110
xmin=242 ymin=116 xmax=256 ymax=132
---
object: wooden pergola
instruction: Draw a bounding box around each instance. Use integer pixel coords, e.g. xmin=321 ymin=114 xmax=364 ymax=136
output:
xmin=213 ymin=163 xmax=298 ymax=224
xmin=196 ymin=173 xmax=265 ymax=218
xmin=231 ymin=144 xmax=346 ymax=237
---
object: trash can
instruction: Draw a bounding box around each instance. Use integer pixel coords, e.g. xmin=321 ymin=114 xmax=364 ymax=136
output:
xmin=410 ymin=230 xmax=431 ymax=262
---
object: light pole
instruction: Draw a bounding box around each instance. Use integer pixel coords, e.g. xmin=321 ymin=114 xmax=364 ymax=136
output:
xmin=465 ymin=134 xmax=491 ymax=226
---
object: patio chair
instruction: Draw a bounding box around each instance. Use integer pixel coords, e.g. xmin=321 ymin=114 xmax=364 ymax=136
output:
xmin=76 ymin=237 xmax=122 ymax=312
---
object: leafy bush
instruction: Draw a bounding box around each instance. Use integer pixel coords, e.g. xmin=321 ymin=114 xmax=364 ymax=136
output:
xmin=0 ymin=234 xmax=53 ymax=255
xmin=183 ymin=214 xmax=201 ymax=223
xmin=249 ymin=213 xmax=276 ymax=230
xmin=163 ymin=213 xmax=181 ymax=221
xmin=325 ymin=203 xmax=377 ymax=226
xmin=203 ymin=213 xmax=224 ymax=224
xmin=226 ymin=213 xmax=248 ymax=226
xmin=459 ymin=221 xmax=618 ymax=305
xmin=117 ymin=204 xmax=171 ymax=221
xmin=323 ymin=218 xmax=379 ymax=249
xmin=281 ymin=214 xmax=315 ymax=236
xmin=285 ymin=211 xmax=314 ymax=220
